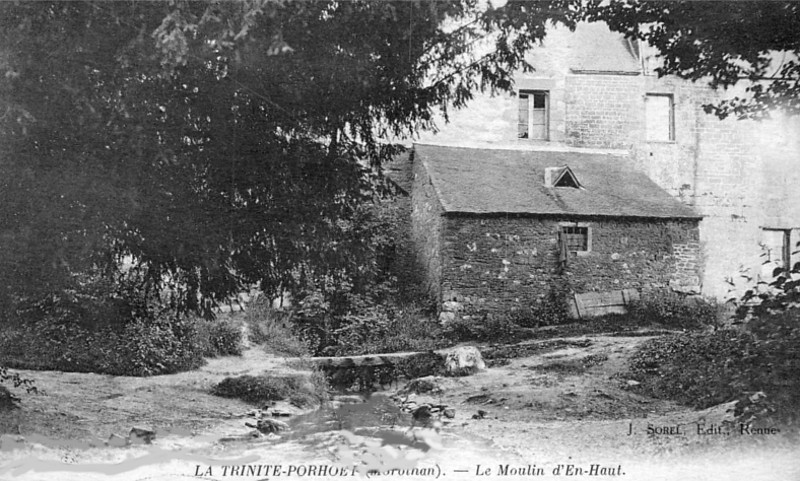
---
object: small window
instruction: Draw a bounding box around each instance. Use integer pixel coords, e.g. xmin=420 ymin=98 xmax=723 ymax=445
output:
xmin=562 ymin=226 xmax=589 ymax=252
xmin=545 ymin=166 xmax=582 ymax=189
xmin=762 ymin=228 xmax=791 ymax=272
xmin=518 ymin=91 xmax=549 ymax=140
xmin=553 ymin=168 xmax=580 ymax=188
xmin=645 ymin=94 xmax=674 ymax=141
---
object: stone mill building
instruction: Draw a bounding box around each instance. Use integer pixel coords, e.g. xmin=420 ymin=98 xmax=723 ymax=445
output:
xmin=389 ymin=22 xmax=800 ymax=318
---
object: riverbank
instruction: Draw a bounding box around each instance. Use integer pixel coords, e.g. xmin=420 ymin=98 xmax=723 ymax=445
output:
xmin=1 ymin=334 xmax=798 ymax=481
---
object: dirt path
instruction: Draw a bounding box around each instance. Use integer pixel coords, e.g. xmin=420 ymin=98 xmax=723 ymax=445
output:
xmin=1 ymin=334 xmax=798 ymax=481
xmin=405 ymin=336 xmax=727 ymax=457
xmin=0 ymin=346 xmax=308 ymax=442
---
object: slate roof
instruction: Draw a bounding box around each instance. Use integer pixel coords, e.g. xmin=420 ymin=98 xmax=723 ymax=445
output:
xmin=415 ymin=144 xmax=701 ymax=219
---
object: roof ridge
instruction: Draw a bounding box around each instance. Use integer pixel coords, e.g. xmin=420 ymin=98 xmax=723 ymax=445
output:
xmin=413 ymin=141 xmax=628 ymax=156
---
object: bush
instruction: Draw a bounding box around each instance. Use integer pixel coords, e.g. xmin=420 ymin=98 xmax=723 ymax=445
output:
xmin=627 ymin=319 xmax=800 ymax=426
xmin=212 ymin=373 xmax=327 ymax=407
xmin=627 ymin=290 xmax=720 ymax=329
xmin=735 ymin=308 xmax=800 ymax=426
xmin=112 ymin=318 xmax=207 ymax=376
xmin=0 ymin=315 xmax=217 ymax=376
xmin=244 ymin=297 xmax=310 ymax=356
xmin=213 ymin=375 xmax=299 ymax=404
xmin=0 ymin=385 xmax=18 ymax=411
xmin=325 ymin=305 xmax=445 ymax=356
xmin=627 ymin=331 xmax=753 ymax=409
xmin=627 ymin=262 xmax=800 ymax=427
xmin=0 ymin=365 xmax=37 ymax=411
xmin=511 ymin=287 xmax=571 ymax=328
xmin=196 ymin=316 xmax=244 ymax=357
xmin=394 ymin=352 xmax=445 ymax=379
xmin=0 ymin=262 xmax=248 ymax=376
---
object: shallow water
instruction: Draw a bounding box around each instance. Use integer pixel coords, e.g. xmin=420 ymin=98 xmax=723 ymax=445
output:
xmin=288 ymin=393 xmax=407 ymax=438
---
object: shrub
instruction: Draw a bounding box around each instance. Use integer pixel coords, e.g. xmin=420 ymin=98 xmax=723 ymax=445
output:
xmin=511 ymin=287 xmax=571 ymax=328
xmin=213 ymin=375 xmax=299 ymax=404
xmin=629 ymin=259 xmax=800 ymax=427
xmin=627 ymin=290 xmax=720 ymax=329
xmin=627 ymin=332 xmax=752 ymax=408
xmin=1 ymin=365 xmax=37 ymax=411
xmin=0 ymin=385 xmax=17 ymax=410
xmin=0 ymin=316 xmax=210 ymax=376
xmin=112 ymin=318 xmax=207 ymax=376
xmin=0 ymin=262 xmax=246 ymax=376
xmin=627 ymin=325 xmax=800 ymax=427
xmin=394 ymin=352 xmax=445 ymax=379
xmin=212 ymin=373 xmax=327 ymax=406
xmin=196 ymin=316 xmax=244 ymax=357
xmin=325 ymin=305 xmax=445 ymax=356
xmin=734 ymin=308 xmax=800 ymax=426
xmin=243 ymin=297 xmax=310 ymax=356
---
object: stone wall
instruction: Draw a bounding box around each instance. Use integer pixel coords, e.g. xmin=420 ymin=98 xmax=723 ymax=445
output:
xmin=439 ymin=215 xmax=700 ymax=314
xmin=381 ymin=152 xmax=416 ymax=290
xmin=410 ymin=154 xmax=444 ymax=303
xmin=414 ymin=22 xmax=800 ymax=299
xmin=564 ymin=74 xmax=641 ymax=149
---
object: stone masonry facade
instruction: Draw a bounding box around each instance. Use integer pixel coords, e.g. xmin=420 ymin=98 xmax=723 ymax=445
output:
xmin=436 ymin=216 xmax=700 ymax=314
xmin=416 ymin=23 xmax=800 ymax=299
xmin=409 ymin=151 xmax=444 ymax=303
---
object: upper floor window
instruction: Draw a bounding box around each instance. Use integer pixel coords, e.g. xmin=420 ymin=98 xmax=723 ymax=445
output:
xmin=761 ymin=228 xmax=792 ymax=273
xmin=518 ymin=91 xmax=549 ymax=140
xmin=645 ymin=93 xmax=674 ymax=142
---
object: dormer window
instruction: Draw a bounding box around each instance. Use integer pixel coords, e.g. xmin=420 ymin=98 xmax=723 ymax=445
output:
xmin=518 ymin=91 xmax=549 ymax=140
xmin=544 ymin=166 xmax=581 ymax=188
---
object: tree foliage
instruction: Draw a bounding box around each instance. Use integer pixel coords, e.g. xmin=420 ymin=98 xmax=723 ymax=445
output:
xmin=0 ymin=1 xmax=581 ymax=317
xmin=4 ymin=1 xmax=797 ymax=321
xmin=584 ymin=0 xmax=800 ymax=119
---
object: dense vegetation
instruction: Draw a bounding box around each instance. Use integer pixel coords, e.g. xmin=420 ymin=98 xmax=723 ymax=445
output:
xmin=284 ymin=287 xmax=720 ymax=356
xmin=0 ymin=314 xmax=243 ymax=377
xmin=626 ymin=263 xmax=800 ymax=427
xmin=0 ymin=0 xmax=580 ymax=393
xmin=0 ymin=1 xmax=583 ymax=320
xmin=2 ymin=1 xmax=799 ymax=402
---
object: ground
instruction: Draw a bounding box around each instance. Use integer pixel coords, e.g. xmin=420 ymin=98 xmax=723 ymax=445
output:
xmin=1 ymin=333 xmax=798 ymax=481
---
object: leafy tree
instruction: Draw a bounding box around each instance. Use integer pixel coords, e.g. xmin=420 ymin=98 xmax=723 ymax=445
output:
xmin=584 ymin=0 xmax=800 ymax=119
xmin=0 ymin=1 xmax=581 ymax=318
